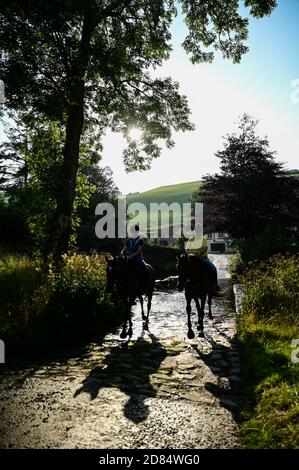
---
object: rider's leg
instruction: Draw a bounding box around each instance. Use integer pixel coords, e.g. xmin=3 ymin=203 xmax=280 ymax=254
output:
xmin=139 ymin=260 xmax=150 ymax=286
xmin=201 ymin=256 xmax=220 ymax=294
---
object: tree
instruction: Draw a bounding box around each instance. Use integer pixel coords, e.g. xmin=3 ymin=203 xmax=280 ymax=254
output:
xmin=0 ymin=114 xmax=102 ymax=253
xmin=195 ymin=114 xmax=299 ymax=260
xmin=77 ymin=166 xmax=120 ymax=251
xmin=0 ymin=0 xmax=277 ymax=256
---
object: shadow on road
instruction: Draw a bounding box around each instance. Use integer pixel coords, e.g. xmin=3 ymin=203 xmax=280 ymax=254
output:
xmin=74 ymin=332 xmax=167 ymax=423
xmin=190 ymin=334 xmax=242 ymax=422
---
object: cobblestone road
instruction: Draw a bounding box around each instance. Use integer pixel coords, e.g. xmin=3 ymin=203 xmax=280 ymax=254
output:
xmin=0 ymin=254 xmax=241 ymax=449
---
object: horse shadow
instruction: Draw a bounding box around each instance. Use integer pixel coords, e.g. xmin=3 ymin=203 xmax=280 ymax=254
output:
xmin=190 ymin=328 xmax=289 ymax=423
xmin=189 ymin=335 xmax=242 ymax=421
xmin=74 ymin=332 xmax=167 ymax=423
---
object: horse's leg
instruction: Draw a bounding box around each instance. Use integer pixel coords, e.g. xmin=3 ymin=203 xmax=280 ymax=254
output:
xmin=127 ymin=297 xmax=135 ymax=337
xmin=195 ymin=296 xmax=205 ymax=333
xmin=200 ymin=296 xmax=206 ymax=331
xmin=144 ymin=291 xmax=153 ymax=331
xmin=185 ymin=293 xmax=195 ymax=339
xmin=120 ymin=297 xmax=129 ymax=338
xmin=194 ymin=297 xmax=203 ymax=332
xmin=208 ymin=292 xmax=213 ymax=320
xmin=139 ymin=295 xmax=146 ymax=321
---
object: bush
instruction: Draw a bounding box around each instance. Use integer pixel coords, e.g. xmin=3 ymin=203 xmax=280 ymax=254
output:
xmin=0 ymin=253 xmax=124 ymax=358
xmin=237 ymin=226 xmax=298 ymax=265
xmin=229 ymin=252 xmax=246 ymax=279
xmin=241 ymin=254 xmax=299 ymax=323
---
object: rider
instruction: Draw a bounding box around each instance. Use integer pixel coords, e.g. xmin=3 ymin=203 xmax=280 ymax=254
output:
xmin=185 ymin=218 xmax=220 ymax=295
xmin=121 ymin=224 xmax=149 ymax=286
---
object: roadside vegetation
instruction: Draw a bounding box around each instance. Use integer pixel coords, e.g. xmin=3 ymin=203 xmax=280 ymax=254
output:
xmin=0 ymin=252 xmax=124 ymax=361
xmin=236 ymin=255 xmax=299 ymax=448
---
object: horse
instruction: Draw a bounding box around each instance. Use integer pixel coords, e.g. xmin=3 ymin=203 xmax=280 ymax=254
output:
xmin=105 ymin=255 xmax=155 ymax=338
xmin=176 ymin=253 xmax=213 ymax=339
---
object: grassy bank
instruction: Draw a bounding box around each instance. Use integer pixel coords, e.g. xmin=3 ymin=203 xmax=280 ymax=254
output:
xmin=0 ymin=253 xmax=124 ymax=361
xmin=237 ymin=255 xmax=299 ymax=448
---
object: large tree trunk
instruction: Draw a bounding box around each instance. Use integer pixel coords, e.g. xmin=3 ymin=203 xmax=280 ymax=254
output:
xmin=50 ymin=91 xmax=84 ymax=257
xmin=48 ymin=3 xmax=98 ymax=258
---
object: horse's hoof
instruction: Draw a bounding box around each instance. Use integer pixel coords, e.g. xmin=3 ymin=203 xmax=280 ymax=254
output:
xmin=120 ymin=330 xmax=127 ymax=339
xmin=187 ymin=329 xmax=195 ymax=339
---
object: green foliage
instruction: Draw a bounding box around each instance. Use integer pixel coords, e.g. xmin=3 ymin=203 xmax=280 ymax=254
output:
xmin=238 ymin=227 xmax=298 ymax=264
xmin=0 ymin=116 xmax=104 ymax=253
xmin=196 ymin=114 xmax=299 ymax=255
xmin=229 ymin=252 xmax=245 ymax=279
xmin=237 ymin=255 xmax=299 ymax=448
xmin=241 ymin=254 xmax=299 ymax=322
xmin=77 ymin=166 xmax=119 ymax=251
xmin=0 ymin=253 xmax=124 ymax=356
xmin=181 ymin=0 xmax=276 ymax=63
xmin=238 ymin=316 xmax=299 ymax=448
xmin=0 ymin=189 xmax=33 ymax=250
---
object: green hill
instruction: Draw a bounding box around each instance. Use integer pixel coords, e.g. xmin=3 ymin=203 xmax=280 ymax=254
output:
xmin=126 ymin=180 xmax=202 ymax=233
xmin=127 ymin=180 xmax=202 ymax=207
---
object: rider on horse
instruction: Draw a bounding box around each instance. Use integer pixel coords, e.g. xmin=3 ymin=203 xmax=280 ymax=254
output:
xmin=185 ymin=218 xmax=220 ymax=295
xmin=121 ymin=224 xmax=149 ymax=287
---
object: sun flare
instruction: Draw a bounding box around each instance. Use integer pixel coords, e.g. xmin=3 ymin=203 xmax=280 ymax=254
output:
xmin=128 ymin=127 xmax=143 ymax=141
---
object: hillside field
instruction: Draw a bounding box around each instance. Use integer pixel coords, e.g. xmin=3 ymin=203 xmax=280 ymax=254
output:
xmin=126 ymin=180 xmax=202 ymax=234
xmin=127 ymin=180 xmax=202 ymax=206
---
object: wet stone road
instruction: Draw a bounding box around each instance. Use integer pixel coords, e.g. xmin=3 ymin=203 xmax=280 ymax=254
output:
xmin=0 ymin=255 xmax=241 ymax=449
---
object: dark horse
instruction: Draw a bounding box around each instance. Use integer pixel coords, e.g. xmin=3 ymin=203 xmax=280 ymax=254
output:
xmin=176 ymin=253 xmax=213 ymax=339
xmin=106 ymin=256 xmax=155 ymax=338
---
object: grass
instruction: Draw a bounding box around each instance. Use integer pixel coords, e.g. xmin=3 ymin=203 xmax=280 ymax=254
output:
xmin=237 ymin=255 xmax=299 ymax=448
xmin=0 ymin=253 xmax=125 ymax=360
xmin=238 ymin=315 xmax=299 ymax=448
xmin=126 ymin=180 xmax=202 ymax=232
xmin=127 ymin=180 xmax=202 ymax=206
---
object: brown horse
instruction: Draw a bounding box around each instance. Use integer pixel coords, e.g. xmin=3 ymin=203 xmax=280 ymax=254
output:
xmin=106 ymin=256 xmax=155 ymax=338
xmin=176 ymin=253 xmax=213 ymax=339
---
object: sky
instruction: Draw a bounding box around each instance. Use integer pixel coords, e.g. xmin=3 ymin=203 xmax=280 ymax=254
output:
xmin=100 ymin=0 xmax=299 ymax=194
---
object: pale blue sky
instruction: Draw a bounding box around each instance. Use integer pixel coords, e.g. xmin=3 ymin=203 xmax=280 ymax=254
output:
xmin=102 ymin=0 xmax=299 ymax=193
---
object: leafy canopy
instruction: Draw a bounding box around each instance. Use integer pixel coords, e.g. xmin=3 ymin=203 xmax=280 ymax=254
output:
xmin=0 ymin=0 xmax=277 ymax=170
